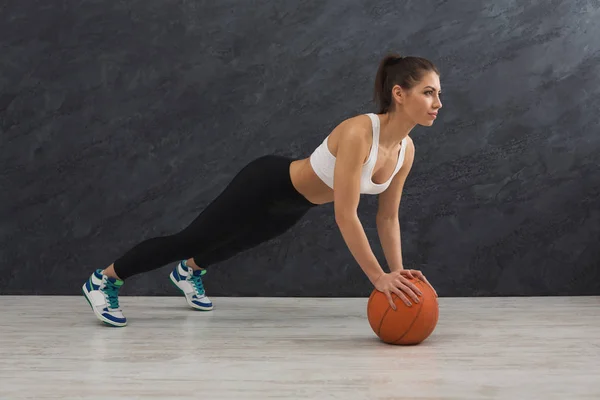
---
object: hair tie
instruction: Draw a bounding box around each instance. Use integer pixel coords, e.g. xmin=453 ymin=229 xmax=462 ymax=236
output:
xmin=387 ymin=56 xmax=404 ymax=66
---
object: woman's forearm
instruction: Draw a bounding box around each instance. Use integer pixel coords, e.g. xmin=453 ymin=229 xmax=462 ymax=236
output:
xmin=376 ymin=216 xmax=404 ymax=272
xmin=336 ymin=214 xmax=385 ymax=285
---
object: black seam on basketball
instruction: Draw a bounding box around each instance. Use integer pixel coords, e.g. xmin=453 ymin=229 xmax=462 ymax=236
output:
xmin=393 ymin=281 xmax=426 ymax=344
xmin=368 ymin=291 xmax=390 ymax=336
xmin=377 ymin=300 xmax=393 ymax=336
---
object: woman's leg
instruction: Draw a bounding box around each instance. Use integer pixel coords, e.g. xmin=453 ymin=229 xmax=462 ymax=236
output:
xmin=111 ymin=155 xmax=284 ymax=280
xmin=170 ymin=199 xmax=312 ymax=310
xmin=169 ymin=155 xmax=317 ymax=308
xmin=191 ymin=203 xmax=310 ymax=267
xmin=83 ymin=154 xmax=316 ymax=326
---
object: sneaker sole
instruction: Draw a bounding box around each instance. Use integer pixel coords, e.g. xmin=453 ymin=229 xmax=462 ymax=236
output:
xmin=169 ymin=272 xmax=214 ymax=311
xmin=82 ymin=284 xmax=127 ymax=327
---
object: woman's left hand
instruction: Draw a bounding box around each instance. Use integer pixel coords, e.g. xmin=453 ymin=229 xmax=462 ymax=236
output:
xmin=399 ymin=269 xmax=438 ymax=298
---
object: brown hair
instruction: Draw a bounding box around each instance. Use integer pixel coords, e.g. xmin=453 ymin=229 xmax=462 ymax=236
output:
xmin=373 ymin=53 xmax=440 ymax=113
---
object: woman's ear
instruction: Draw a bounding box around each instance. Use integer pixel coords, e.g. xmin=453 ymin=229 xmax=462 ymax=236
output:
xmin=391 ymin=84 xmax=405 ymax=106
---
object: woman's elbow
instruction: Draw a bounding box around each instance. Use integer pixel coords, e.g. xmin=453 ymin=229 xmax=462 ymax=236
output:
xmin=376 ymin=213 xmax=398 ymax=223
xmin=334 ymin=208 xmax=359 ymax=226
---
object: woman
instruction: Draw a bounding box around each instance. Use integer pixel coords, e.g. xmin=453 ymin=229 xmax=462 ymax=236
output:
xmin=83 ymin=53 xmax=443 ymax=327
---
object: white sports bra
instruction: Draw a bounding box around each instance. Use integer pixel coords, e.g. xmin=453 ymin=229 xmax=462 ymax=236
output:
xmin=309 ymin=113 xmax=408 ymax=195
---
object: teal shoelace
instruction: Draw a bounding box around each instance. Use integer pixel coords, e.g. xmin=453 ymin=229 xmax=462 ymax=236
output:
xmin=189 ymin=270 xmax=206 ymax=296
xmin=102 ymin=280 xmax=122 ymax=309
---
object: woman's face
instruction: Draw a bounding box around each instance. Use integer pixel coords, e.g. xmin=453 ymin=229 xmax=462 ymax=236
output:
xmin=395 ymin=71 xmax=443 ymax=126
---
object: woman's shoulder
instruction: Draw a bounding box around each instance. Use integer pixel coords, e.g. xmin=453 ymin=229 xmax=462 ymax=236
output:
xmin=325 ymin=114 xmax=374 ymax=158
xmin=330 ymin=113 xmax=373 ymax=142
xmin=337 ymin=113 xmax=373 ymax=132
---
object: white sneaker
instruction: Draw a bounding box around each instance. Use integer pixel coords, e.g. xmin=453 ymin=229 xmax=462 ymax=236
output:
xmin=169 ymin=261 xmax=213 ymax=310
xmin=82 ymin=269 xmax=127 ymax=327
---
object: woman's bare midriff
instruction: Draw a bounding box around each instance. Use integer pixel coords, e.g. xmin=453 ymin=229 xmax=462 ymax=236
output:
xmin=289 ymin=158 xmax=334 ymax=205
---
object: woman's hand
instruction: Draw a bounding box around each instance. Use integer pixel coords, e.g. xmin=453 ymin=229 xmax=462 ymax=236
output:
xmin=398 ymin=269 xmax=438 ymax=298
xmin=374 ymin=271 xmax=423 ymax=310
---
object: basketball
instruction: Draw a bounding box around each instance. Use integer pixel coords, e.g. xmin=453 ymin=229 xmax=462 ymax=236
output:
xmin=367 ymin=277 xmax=439 ymax=345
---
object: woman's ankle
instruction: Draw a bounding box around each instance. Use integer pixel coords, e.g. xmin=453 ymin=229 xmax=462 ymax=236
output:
xmin=102 ymin=264 xmax=122 ymax=280
xmin=185 ymin=258 xmax=204 ymax=271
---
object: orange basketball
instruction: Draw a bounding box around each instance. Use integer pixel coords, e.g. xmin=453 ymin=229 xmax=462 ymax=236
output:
xmin=367 ymin=277 xmax=439 ymax=345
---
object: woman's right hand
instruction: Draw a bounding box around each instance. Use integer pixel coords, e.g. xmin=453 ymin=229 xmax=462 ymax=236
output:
xmin=374 ymin=271 xmax=422 ymax=310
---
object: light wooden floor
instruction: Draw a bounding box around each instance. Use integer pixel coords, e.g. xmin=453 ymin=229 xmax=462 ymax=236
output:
xmin=1 ymin=296 xmax=599 ymax=399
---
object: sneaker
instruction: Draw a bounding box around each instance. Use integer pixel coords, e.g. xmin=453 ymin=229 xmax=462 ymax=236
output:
xmin=169 ymin=260 xmax=213 ymax=310
xmin=82 ymin=269 xmax=127 ymax=327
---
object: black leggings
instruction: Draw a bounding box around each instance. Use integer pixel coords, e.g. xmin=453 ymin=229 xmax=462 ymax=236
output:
xmin=112 ymin=155 xmax=319 ymax=280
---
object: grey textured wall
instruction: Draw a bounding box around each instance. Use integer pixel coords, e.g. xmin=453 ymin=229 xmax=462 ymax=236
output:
xmin=2 ymin=0 xmax=599 ymax=297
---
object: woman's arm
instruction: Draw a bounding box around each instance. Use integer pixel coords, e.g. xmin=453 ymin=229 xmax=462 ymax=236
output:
xmin=376 ymin=218 xmax=403 ymax=272
xmin=376 ymin=138 xmax=415 ymax=272
xmin=375 ymin=138 xmax=437 ymax=298
xmin=332 ymin=119 xmax=386 ymax=286
xmin=332 ymin=121 xmax=422 ymax=309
